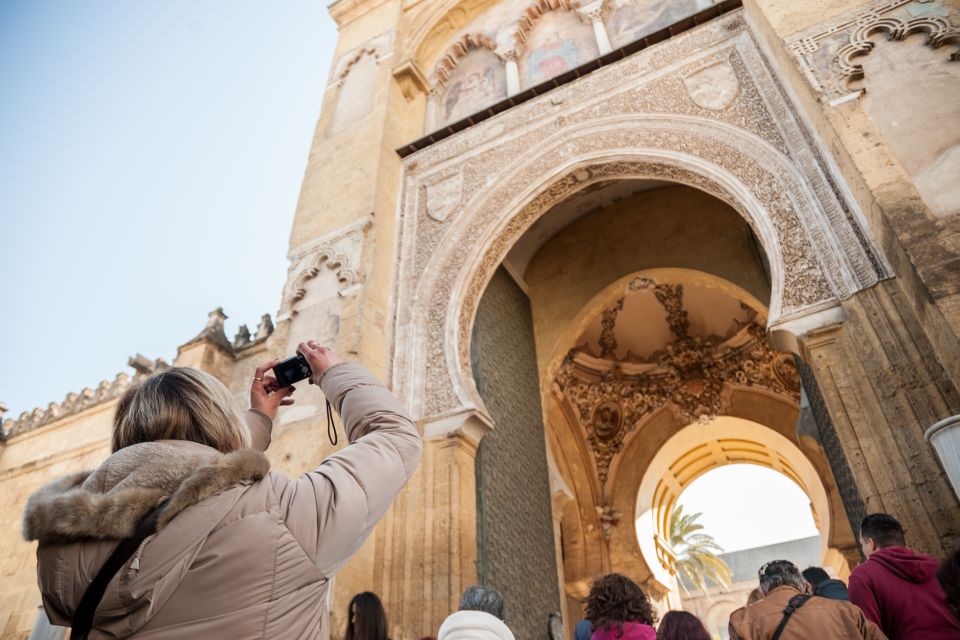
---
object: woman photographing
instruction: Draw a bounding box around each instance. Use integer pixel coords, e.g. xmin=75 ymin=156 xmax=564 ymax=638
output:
xmin=23 ymin=342 xmax=422 ymax=639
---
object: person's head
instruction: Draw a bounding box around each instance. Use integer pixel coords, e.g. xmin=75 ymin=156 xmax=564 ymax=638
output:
xmin=345 ymin=592 xmax=389 ymax=640
xmin=584 ymin=573 xmax=657 ymax=631
xmin=801 ymin=566 xmax=831 ymax=592
xmin=459 ymin=585 xmax=506 ymax=621
xmin=112 ymin=367 xmax=249 ymax=453
xmin=758 ymin=560 xmax=806 ymax=595
xmin=859 ymin=513 xmax=905 ymax=557
xmin=937 ymin=547 xmax=960 ymax=618
xmin=656 ymin=610 xmax=710 ymax=640
xmin=746 ymin=587 xmax=764 ymax=605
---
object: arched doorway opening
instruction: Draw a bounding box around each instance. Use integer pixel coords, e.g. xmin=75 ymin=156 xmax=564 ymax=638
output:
xmin=467 ymin=179 xmax=858 ymax=634
xmin=672 ymin=463 xmax=824 ymax=640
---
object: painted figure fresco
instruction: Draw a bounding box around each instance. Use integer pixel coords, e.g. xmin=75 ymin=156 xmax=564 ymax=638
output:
xmin=607 ymin=0 xmax=716 ymax=48
xmin=440 ymin=48 xmax=507 ymax=126
xmin=520 ymin=10 xmax=599 ymax=86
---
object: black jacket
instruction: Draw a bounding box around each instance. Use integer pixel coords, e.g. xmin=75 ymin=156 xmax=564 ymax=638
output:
xmin=814 ymin=578 xmax=851 ymax=600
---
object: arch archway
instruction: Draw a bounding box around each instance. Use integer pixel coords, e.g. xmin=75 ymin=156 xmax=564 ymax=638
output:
xmin=393 ymin=111 xmax=885 ymax=424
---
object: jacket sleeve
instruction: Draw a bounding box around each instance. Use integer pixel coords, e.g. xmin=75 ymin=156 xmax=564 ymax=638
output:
xmin=245 ymin=409 xmax=273 ymax=452
xmin=727 ymin=608 xmax=744 ymax=640
xmin=861 ymin=614 xmax=889 ymax=640
xmin=849 ymin=571 xmax=882 ymax=628
xmin=273 ymin=362 xmax=422 ymax=577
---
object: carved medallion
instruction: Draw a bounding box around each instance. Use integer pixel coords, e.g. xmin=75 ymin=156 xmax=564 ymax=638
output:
xmin=426 ymin=173 xmax=463 ymax=222
xmin=682 ymin=60 xmax=739 ymax=111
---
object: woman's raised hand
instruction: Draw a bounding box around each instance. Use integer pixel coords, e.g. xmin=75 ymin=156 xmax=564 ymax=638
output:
xmin=298 ymin=341 xmax=344 ymax=385
xmin=250 ymin=358 xmax=296 ymax=420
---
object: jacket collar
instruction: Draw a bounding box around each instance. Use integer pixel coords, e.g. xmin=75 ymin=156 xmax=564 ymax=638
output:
xmin=22 ymin=440 xmax=269 ymax=544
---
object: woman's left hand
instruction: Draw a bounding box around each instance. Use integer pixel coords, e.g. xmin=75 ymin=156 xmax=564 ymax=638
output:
xmin=250 ymin=358 xmax=296 ymax=421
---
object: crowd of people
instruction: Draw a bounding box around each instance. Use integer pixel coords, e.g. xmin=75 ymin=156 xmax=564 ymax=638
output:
xmin=341 ymin=509 xmax=960 ymax=639
xmin=19 ymin=346 xmax=960 ymax=639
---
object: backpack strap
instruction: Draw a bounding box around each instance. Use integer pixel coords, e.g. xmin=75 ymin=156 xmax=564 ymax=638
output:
xmin=70 ymin=502 xmax=165 ymax=640
xmin=769 ymin=594 xmax=812 ymax=640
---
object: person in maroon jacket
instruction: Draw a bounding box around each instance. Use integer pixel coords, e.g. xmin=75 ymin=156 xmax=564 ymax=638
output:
xmin=849 ymin=513 xmax=960 ymax=639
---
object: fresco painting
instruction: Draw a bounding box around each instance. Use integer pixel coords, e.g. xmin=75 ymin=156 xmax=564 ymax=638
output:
xmin=440 ymin=48 xmax=508 ymax=126
xmin=520 ymin=10 xmax=599 ymax=86
xmin=607 ymin=0 xmax=715 ymax=48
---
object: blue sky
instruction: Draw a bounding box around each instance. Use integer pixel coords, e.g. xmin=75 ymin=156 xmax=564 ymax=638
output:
xmin=0 ymin=2 xmax=338 ymax=419
xmin=0 ymin=3 xmax=817 ymax=555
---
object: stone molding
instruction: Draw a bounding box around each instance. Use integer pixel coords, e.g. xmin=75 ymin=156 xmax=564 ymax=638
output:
xmin=391 ymin=10 xmax=889 ymax=423
xmin=282 ymin=216 xmax=373 ymax=313
xmin=787 ymin=0 xmax=960 ymax=100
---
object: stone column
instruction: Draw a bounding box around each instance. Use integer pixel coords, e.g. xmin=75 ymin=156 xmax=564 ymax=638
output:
xmin=793 ymin=284 xmax=960 ymax=556
xmin=504 ymin=53 xmax=521 ymax=96
xmin=424 ymin=91 xmax=438 ymax=132
xmin=373 ymin=410 xmax=490 ymax=638
xmin=578 ymin=0 xmax=612 ymax=55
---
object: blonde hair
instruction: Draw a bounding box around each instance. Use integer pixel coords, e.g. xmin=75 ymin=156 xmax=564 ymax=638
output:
xmin=112 ymin=367 xmax=250 ymax=453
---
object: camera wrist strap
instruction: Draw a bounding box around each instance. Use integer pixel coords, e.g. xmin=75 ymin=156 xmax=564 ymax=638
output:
xmin=326 ymin=399 xmax=338 ymax=446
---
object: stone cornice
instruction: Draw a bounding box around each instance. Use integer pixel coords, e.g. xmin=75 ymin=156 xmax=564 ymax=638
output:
xmin=1 ymin=356 xmax=168 ymax=440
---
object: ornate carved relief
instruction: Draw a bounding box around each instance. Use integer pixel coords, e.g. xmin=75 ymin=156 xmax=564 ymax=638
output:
xmin=557 ymin=318 xmax=801 ymax=486
xmin=284 ymin=217 xmax=372 ymax=312
xmin=392 ymin=11 xmax=888 ymax=423
xmin=787 ymin=0 xmax=960 ymax=100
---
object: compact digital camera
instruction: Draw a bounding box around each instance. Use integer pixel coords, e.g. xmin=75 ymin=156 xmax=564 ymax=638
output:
xmin=272 ymin=353 xmax=313 ymax=387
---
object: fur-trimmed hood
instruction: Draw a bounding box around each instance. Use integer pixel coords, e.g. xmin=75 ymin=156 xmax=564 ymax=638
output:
xmin=24 ymin=440 xmax=269 ymax=544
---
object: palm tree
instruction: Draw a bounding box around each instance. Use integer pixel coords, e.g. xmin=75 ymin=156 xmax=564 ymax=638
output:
xmin=669 ymin=504 xmax=732 ymax=596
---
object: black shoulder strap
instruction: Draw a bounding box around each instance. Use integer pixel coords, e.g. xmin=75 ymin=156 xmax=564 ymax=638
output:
xmin=70 ymin=504 xmax=165 ymax=640
xmin=770 ymin=594 xmax=812 ymax=640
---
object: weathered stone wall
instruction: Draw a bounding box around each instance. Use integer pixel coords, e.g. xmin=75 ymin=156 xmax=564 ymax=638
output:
xmin=803 ymin=280 xmax=960 ymax=557
xmin=471 ymin=268 xmax=561 ymax=640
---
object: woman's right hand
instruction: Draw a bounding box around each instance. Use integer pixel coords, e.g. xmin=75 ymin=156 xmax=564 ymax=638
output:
xmin=298 ymin=341 xmax=344 ymax=385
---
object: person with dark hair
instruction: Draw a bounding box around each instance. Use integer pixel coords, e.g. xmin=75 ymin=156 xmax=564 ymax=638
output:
xmin=849 ymin=513 xmax=959 ymax=639
xmin=345 ymin=592 xmax=390 ymax=640
xmin=728 ymin=559 xmax=885 ymax=639
xmin=438 ymin=585 xmax=515 ymax=640
xmin=938 ymin=547 xmax=960 ymax=619
xmin=657 ymin=610 xmax=710 ymax=640
xmin=801 ymin=566 xmax=849 ymax=600
xmin=584 ymin=573 xmax=657 ymax=640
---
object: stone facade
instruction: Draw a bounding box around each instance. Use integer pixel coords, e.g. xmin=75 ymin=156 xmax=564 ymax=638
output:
xmin=3 ymin=1 xmax=960 ymax=638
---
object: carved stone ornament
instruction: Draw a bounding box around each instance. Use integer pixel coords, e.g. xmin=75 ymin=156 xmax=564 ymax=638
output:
xmin=425 ymin=172 xmax=463 ymax=222
xmin=786 ymin=0 xmax=960 ymax=100
xmin=554 ymin=280 xmax=799 ymax=486
xmin=284 ymin=216 xmax=373 ymax=310
xmin=682 ymin=57 xmax=740 ymax=111
xmin=558 ymin=319 xmax=800 ymax=486
xmin=596 ymin=503 xmax=622 ymax=540
xmin=391 ymin=10 xmax=889 ymax=424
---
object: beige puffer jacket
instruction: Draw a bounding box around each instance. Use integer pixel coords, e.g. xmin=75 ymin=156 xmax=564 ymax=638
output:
xmin=22 ymin=363 xmax=421 ymax=639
